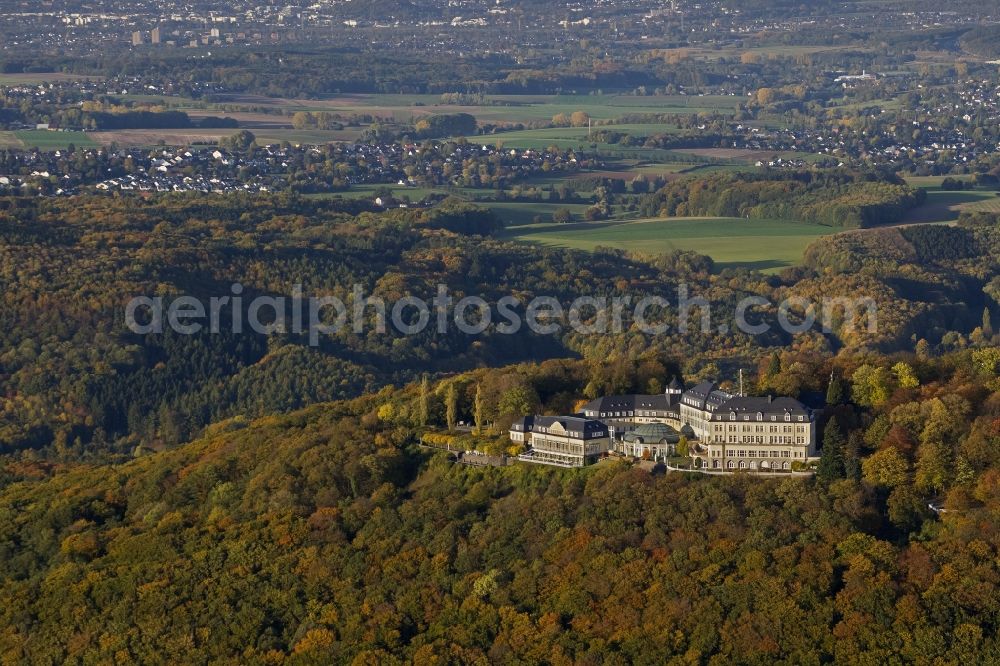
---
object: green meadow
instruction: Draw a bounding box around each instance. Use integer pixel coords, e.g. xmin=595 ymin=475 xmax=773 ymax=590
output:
xmin=503 ymin=217 xmax=830 ymax=272
xmin=11 ymin=130 xmax=97 ymax=149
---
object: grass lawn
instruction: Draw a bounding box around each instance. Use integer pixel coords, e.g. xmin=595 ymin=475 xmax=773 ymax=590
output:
xmin=13 ymin=130 xmax=97 ymax=149
xmin=503 ymin=217 xmax=830 ymax=272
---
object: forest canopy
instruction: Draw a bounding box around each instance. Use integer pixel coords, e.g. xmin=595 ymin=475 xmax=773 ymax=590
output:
xmin=639 ymin=170 xmax=926 ymax=228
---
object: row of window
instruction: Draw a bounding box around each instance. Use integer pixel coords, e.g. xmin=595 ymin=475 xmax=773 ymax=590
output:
xmin=715 ymin=436 xmax=806 ymax=445
xmin=595 ymin=410 xmax=670 ymax=419
xmin=722 ymin=449 xmax=803 ymax=458
xmin=718 ymin=412 xmax=805 ymax=422
xmin=717 ymin=460 xmax=793 ymax=470
xmin=529 ymin=451 xmax=585 ymax=465
xmin=715 ymin=424 xmax=806 ymax=433
xmin=532 ymin=438 xmax=584 ymax=454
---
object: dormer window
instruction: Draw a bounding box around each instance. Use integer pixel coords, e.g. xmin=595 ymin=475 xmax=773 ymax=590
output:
xmin=784 ymin=414 xmax=791 ymax=422
xmin=757 ymin=412 xmax=763 ymax=421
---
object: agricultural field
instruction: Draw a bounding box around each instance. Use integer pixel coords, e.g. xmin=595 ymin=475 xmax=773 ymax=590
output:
xmin=0 ymin=131 xmax=22 ymax=148
xmin=10 ymin=130 xmax=97 ymax=149
xmin=960 ymin=193 xmax=1000 ymax=214
xmin=203 ymin=92 xmax=741 ymax=126
xmin=484 ymin=123 xmax=681 ymax=150
xmin=86 ymin=127 xmax=364 ymax=147
xmin=0 ymin=72 xmax=93 ymax=85
xmin=903 ymin=175 xmax=977 ymax=188
xmin=669 ymin=148 xmax=826 ymax=165
xmin=502 ymin=216 xmax=830 ymax=272
xmin=662 ymin=44 xmax=867 ymax=61
xmin=306 ymin=184 xmax=449 ymax=202
xmin=484 ymin=201 xmax=596 ymax=226
xmin=901 ymin=187 xmax=999 ymax=223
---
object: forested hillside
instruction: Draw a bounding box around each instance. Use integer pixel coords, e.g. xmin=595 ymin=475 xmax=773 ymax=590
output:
xmin=1 ymin=350 xmax=999 ymax=663
xmin=960 ymin=25 xmax=1000 ymax=58
xmin=0 ymin=193 xmax=997 ymax=463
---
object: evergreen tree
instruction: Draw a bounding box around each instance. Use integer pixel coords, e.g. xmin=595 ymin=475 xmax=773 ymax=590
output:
xmin=445 ymin=383 xmax=458 ymax=432
xmin=474 ymin=384 xmax=484 ymax=435
xmin=760 ymin=351 xmax=782 ymax=391
xmin=817 ymin=417 xmax=846 ymax=482
xmin=767 ymin=351 xmax=782 ymax=378
xmin=826 ymin=373 xmax=845 ymax=405
xmin=844 ymin=432 xmax=862 ymax=481
xmin=983 ymin=307 xmax=994 ymax=339
xmin=419 ymin=376 xmax=429 ymax=427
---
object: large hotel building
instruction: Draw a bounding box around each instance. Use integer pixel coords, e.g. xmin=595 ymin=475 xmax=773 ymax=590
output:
xmin=511 ymin=379 xmax=817 ymax=470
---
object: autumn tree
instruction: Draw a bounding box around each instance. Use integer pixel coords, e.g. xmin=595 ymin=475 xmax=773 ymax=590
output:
xmin=851 ymin=364 xmax=892 ymax=407
xmin=862 ymin=446 xmax=909 ymax=488
xmin=892 ymin=362 xmax=919 ymax=390
xmin=570 ymin=111 xmax=591 ymax=128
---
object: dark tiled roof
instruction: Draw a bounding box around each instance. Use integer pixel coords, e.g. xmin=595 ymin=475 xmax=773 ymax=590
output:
xmin=526 ymin=415 xmax=609 ymax=439
xmin=510 ymin=416 xmax=534 ymax=431
xmin=582 ymin=392 xmax=680 ymax=413
xmin=683 ymin=381 xmax=734 ymax=410
xmin=711 ymin=395 xmax=811 ymax=419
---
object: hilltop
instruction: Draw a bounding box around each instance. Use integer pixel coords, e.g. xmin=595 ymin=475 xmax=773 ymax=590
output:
xmin=1 ymin=350 xmax=1000 ymax=662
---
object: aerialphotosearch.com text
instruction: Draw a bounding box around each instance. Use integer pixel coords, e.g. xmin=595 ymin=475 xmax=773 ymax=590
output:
xmin=125 ymin=283 xmax=878 ymax=345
